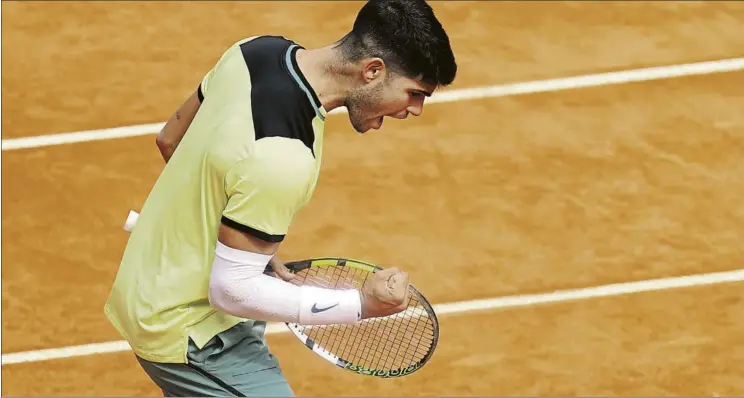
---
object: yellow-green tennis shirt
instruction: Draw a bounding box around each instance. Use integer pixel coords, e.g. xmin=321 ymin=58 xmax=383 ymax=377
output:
xmin=104 ymin=36 xmax=327 ymax=364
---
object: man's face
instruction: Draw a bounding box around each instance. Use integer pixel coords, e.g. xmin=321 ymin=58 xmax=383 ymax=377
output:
xmin=344 ymin=60 xmax=435 ymax=133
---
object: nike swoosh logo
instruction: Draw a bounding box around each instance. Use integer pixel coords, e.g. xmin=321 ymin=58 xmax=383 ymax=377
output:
xmin=311 ymin=303 xmax=339 ymax=313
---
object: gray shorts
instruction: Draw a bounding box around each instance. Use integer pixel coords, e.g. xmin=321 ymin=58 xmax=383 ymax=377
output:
xmin=135 ymin=321 xmax=293 ymax=397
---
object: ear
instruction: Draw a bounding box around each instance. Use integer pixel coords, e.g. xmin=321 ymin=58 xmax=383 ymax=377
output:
xmin=361 ymin=58 xmax=386 ymax=84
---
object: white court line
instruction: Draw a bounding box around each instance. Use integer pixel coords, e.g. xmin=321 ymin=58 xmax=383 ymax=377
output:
xmin=2 ymin=268 xmax=743 ymax=366
xmin=2 ymin=57 xmax=744 ymax=151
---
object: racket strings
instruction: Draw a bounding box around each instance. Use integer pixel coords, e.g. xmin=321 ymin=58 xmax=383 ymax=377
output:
xmin=293 ymin=264 xmax=436 ymax=371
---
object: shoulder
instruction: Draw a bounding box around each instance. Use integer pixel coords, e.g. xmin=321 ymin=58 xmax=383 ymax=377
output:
xmin=200 ymin=35 xmax=294 ymax=89
xmin=239 ymin=36 xmax=322 ymax=156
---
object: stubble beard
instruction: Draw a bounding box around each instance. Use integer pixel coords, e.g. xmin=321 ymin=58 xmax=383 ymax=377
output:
xmin=345 ymin=84 xmax=383 ymax=134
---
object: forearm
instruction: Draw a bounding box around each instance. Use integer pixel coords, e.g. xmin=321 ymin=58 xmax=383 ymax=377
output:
xmin=208 ymin=242 xmax=362 ymax=325
xmin=156 ymin=111 xmax=193 ymax=162
xmin=156 ymin=89 xmax=201 ymax=163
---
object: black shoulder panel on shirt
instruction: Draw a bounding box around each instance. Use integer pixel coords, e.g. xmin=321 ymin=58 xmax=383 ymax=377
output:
xmin=239 ymin=36 xmax=320 ymax=156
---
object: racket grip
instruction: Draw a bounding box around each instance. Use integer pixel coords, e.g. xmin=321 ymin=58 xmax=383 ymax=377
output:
xmin=124 ymin=210 xmax=139 ymax=232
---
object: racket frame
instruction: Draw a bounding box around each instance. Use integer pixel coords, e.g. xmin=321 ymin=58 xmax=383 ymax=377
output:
xmin=278 ymin=258 xmax=440 ymax=378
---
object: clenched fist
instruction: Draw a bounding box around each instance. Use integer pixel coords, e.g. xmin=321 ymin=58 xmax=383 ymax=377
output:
xmin=359 ymin=267 xmax=411 ymax=319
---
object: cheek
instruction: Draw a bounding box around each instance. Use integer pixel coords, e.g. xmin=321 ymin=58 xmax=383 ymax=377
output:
xmin=355 ymin=86 xmax=408 ymax=117
xmin=380 ymin=92 xmax=410 ymax=113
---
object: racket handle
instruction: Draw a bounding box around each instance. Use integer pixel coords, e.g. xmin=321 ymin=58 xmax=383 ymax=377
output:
xmin=124 ymin=210 xmax=139 ymax=232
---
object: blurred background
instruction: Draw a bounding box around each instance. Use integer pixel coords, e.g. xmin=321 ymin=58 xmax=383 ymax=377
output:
xmin=2 ymin=1 xmax=744 ymax=396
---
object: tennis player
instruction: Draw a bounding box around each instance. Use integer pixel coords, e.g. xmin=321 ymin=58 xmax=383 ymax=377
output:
xmin=104 ymin=0 xmax=457 ymax=395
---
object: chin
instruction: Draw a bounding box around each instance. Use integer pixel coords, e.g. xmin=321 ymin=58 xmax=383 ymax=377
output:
xmin=349 ymin=119 xmax=369 ymax=134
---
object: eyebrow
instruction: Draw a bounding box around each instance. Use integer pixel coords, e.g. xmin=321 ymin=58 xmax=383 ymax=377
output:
xmin=416 ymin=89 xmax=433 ymax=97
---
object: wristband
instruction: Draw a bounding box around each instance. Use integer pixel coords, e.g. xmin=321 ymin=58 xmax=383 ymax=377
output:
xmin=298 ymin=285 xmax=362 ymax=325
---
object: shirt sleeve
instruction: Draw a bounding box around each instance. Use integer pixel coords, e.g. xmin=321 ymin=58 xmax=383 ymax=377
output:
xmin=221 ymin=138 xmax=315 ymax=243
xmin=198 ymin=74 xmax=209 ymax=102
xmin=197 ymin=54 xmax=220 ymax=102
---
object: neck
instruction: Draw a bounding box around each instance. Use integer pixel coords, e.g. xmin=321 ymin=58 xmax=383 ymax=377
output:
xmin=295 ymin=45 xmax=357 ymax=112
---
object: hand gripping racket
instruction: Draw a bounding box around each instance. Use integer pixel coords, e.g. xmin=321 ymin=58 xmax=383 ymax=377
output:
xmin=122 ymin=210 xmax=439 ymax=378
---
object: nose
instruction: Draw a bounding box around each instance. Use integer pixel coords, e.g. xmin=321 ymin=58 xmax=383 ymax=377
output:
xmin=407 ymin=101 xmax=423 ymax=117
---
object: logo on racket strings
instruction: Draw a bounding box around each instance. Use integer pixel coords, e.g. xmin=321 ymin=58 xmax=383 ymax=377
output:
xmin=344 ymin=362 xmax=421 ymax=378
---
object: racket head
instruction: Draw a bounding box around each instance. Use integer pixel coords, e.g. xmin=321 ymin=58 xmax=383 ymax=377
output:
xmin=281 ymin=258 xmax=439 ymax=378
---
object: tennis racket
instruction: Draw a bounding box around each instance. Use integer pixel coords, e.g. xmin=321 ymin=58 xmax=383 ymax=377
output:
xmin=122 ymin=210 xmax=439 ymax=378
xmin=277 ymin=257 xmax=439 ymax=378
